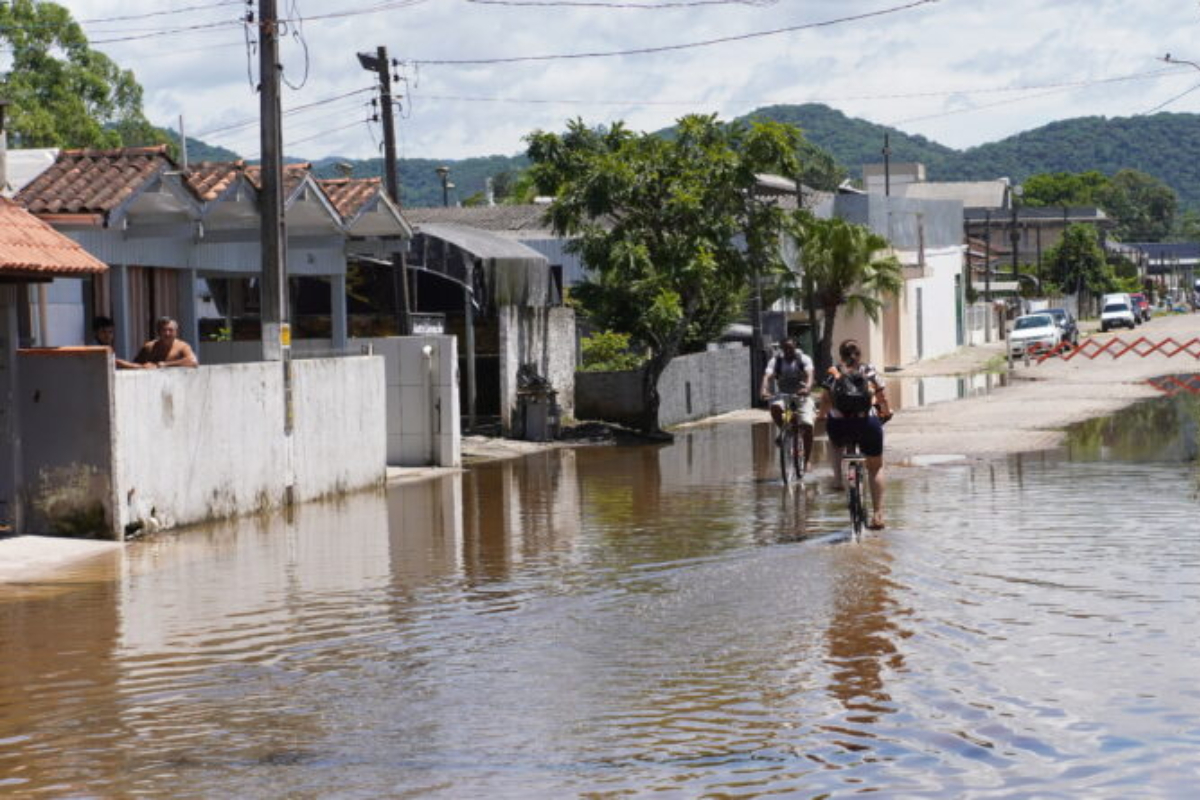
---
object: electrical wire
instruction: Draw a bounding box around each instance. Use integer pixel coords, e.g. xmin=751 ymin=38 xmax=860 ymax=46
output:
xmin=78 ymin=1 xmax=245 ymax=25
xmin=281 ymin=0 xmax=312 ymax=90
xmin=409 ymin=0 xmax=939 ymax=65
xmin=194 ymin=86 xmax=377 ymax=138
xmin=405 ymin=67 xmax=1188 ymax=109
xmin=1142 ymin=81 xmax=1200 ymax=115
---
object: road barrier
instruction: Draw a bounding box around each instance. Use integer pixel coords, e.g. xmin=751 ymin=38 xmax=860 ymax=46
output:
xmin=1147 ymin=374 xmax=1200 ymax=396
xmin=1030 ymin=336 xmax=1200 ymax=364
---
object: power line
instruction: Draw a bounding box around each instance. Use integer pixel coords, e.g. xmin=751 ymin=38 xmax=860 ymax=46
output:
xmin=78 ymin=1 xmax=244 ymax=25
xmin=193 ymin=86 xmax=377 ymax=138
xmin=406 ymin=67 xmax=1189 ymax=109
xmin=409 ymin=0 xmax=940 ymax=65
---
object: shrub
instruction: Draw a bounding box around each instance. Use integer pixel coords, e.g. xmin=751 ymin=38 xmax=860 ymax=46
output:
xmin=580 ymin=330 xmax=646 ymax=372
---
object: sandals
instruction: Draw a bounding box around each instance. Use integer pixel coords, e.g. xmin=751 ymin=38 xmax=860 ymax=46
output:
xmin=867 ymin=517 xmax=886 ymax=531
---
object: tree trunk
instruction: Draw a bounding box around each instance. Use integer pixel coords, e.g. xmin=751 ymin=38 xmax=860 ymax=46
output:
xmin=816 ymin=303 xmax=839 ymax=375
xmin=639 ymin=348 xmax=674 ymax=437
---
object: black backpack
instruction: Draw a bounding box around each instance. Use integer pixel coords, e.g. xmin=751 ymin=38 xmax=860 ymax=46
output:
xmin=831 ymin=367 xmax=872 ymax=416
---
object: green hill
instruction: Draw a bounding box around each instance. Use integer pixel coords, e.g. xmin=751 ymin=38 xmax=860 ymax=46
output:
xmin=742 ymin=105 xmax=1200 ymax=208
xmin=182 ymin=104 xmax=1200 ymax=209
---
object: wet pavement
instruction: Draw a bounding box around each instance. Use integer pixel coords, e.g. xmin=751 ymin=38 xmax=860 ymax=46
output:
xmin=2 ymin=392 xmax=1199 ymax=798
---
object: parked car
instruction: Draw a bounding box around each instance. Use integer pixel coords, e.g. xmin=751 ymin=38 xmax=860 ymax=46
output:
xmin=1044 ymin=307 xmax=1079 ymax=348
xmin=1102 ymin=293 xmax=1137 ymax=326
xmin=1009 ymin=313 xmax=1062 ymax=357
xmin=1129 ymin=292 xmax=1151 ymax=322
xmin=1100 ymin=301 xmax=1137 ymax=332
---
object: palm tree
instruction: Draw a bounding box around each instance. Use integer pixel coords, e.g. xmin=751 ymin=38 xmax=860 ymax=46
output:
xmin=791 ymin=216 xmax=903 ymax=372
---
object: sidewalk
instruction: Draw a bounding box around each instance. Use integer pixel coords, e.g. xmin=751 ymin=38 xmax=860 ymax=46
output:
xmin=0 ymin=535 xmax=122 ymax=584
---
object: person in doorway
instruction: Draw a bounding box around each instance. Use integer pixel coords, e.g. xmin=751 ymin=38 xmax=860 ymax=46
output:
xmin=92 ymin=315 xmax=143 ymax=370
xmin=760 ymin=338 xmax=815 ymax=473
xmin=133 ymin=316 xmax=199 ymax=369
xmin=818 ymin=339 xmax=892 ymax=530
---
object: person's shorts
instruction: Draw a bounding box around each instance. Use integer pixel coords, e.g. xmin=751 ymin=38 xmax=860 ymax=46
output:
xmin=771 ymin=394 xmax=815 ymax=426
xmin=826 ymin=415 xmax=884 ymax=457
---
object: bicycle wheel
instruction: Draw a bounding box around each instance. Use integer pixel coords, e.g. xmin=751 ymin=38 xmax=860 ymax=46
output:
xmin=779 ymin=427 xmax=797 ymax=485
xmin=849 ymin=462 xmax=867 ymax=536
xmin=792 ymin=426 xmax=805 ymax=481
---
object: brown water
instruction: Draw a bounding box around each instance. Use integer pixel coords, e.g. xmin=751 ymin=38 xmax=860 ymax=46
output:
xmin=2 ymin=399 xmax=1200 ymax=798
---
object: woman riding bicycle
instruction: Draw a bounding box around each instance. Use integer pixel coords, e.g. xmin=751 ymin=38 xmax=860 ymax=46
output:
xmin=818 ymin=339 xmax=892 ymax=530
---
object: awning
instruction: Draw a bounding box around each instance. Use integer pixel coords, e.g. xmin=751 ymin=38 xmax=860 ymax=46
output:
xmin=416 ymin=222 xmax=551 ymax=307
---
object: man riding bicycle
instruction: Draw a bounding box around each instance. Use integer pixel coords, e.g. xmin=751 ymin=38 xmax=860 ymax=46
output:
xmin=760 ymin=338 xmax=815 ymax=473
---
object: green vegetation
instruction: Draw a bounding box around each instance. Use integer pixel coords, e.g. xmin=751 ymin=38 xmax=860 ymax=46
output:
xmin=1022 ymin=169 xmax=1177 ymax=242
xmin=528 ymin=114 xmax=803 ymax=433
xmin=0 ymin=0 xmax=165 ymax=149
xmin=1043 ymin=224 xmax=1116 ymax=294
xmin=789 ymin=216 xmax=903 ymax=372
xmin=579 ymin=331 xmax=645 ymax=372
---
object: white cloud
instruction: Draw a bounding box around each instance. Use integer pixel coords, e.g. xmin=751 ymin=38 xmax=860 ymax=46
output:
xmin=58 ymin=0 xmax=1200 ymax=159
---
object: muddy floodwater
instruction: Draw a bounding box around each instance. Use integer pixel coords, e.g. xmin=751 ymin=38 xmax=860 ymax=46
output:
xmin=3 ymin=394 xmax=1199 ymax=798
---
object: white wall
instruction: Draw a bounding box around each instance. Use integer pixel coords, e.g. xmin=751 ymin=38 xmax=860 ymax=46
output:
xmin=902 ymin=246 xmax=963 ymax=362
xmin=111 ymin=356 xmax=385 ymax=534
xmin=353 ymin=336 xmax=461 ymax=467
xmin=498 ymin=305 xmax=576 ymax=433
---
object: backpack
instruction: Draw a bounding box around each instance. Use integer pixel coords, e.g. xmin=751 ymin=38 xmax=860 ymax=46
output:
xmin=831 ymin=367 xmax=873 ymax=416
xmin=773 ymin=355 xmax=808 ymax=386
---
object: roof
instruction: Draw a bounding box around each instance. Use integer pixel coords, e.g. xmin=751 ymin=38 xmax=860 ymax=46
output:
xmin=415 ymin=222 xmax=551 ymax=306
xmin=894 ymin=181 xmax=1009 ymax=209
xmin=15 ymin=145 xmax=175 ymax=216
xmin=0 ymin=198 xmax=108 ymax=277
xmin=318 ymin=177 xmax=384 ymax=219
xmin=185 ymin=160 xmax=248 ymax=201
xmin=2 ymin=148 xmax=59 ymax=197
xmin=964 ymin=206 xmax=1112 ymax=225
xmin=405 ymin=204 xmax=554 ymax=233
xmin=1120 ymin=242 xmax=1200 ymax=259
xmin=244 ymin=162 xmax=311 ymax=197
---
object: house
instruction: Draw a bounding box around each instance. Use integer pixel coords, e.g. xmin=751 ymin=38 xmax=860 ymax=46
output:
xmin=0 ymin=197 xmax=109 ymax=534
xmin=13 ymin=148 xmax=413 ymax=360
xmin=1113 ymin=242 xmax=1199 ymax=298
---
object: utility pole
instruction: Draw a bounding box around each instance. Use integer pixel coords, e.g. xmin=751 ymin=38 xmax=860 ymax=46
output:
xmin=258 ymin=0 xmax=288 ymax=365
xmin=257 ymin=0 xmax=294 ymax=505
xmin=1010 ymin=183 xmax=1022 ymax=285
xmin=359 ymin=46 xmax=411 ymax=335
xmin=882 ymin=133 xmax=892 ymax=197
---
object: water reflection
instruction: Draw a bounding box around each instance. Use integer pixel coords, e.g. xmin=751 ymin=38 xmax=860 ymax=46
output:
xmin=1 ymin=408 xmax=1199 ymax=796
xmin=889 ymin=372 xmax=1009 ymax=411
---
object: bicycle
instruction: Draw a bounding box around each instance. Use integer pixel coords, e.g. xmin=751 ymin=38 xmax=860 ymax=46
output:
xmin=843 ymin=441 xmax=868 ymax=537
xmin=774 ymin=393 xmax=807 ymax=487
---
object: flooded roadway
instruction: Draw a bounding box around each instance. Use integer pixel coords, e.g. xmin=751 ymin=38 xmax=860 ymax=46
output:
xmin=2 ymin=394 xmax=1199 ymax=798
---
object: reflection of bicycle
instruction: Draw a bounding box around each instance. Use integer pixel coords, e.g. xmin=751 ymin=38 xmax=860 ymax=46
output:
xmin=775 ymin=393 xmax=806 ymax=486
xmin=843 ymin=441 xmax=868 ymax=537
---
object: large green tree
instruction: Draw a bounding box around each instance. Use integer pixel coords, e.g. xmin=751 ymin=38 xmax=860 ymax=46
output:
xmin=527 ymin=114 xmax=803 ymax=433
xmin=0 ymin=0 xmax=163 ymax=148
xmin=789 ymin=216 xmax=903 ymax=373
xmin=1044 ymin=223 xmax=1112 ymax=295
xmin=1021 ymin=168 xmax=1176 ymax=243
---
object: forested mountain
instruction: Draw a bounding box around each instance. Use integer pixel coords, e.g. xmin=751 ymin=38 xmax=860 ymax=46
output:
xmin=182 ymin=104 xmax=1200 ymax=209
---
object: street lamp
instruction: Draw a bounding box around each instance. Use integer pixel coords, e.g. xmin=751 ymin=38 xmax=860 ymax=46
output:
xmin=435 ymin=165 xmax=451 ymax=207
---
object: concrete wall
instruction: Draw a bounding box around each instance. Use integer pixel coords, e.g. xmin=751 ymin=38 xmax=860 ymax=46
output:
xmin=1 ymin=288 xmax=18 ymax=529
xmin=901 ymin=246 xmax=964 ymax=362
xmin=353 ymin=336 xmax=461 ymax=467
xmin=498 ymin=305 xmax=576 ymax=432
xmin=110 ymin=356 xmax=385 ymax=536
xmin=575 ymin=344 xmax=750 ymax=429
xmin=198 ymin=339 xmax=335 ymax=364
xmin=17 ymin=348 xmax=117 ymax=537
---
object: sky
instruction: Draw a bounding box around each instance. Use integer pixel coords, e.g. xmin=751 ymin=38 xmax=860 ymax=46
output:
xmin=49 ymin=0 xmax=1200 ymax=162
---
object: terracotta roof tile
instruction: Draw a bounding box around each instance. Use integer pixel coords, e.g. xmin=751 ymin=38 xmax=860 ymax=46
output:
xmin=15 ymin=145 xmax=175 ymax=217
xmin=0 ymin=198 xmax=109 ymax=276
xmin=186 ymin=160 xmax=247 ymax=201
xmin=317 ymin=177 xmax=382 ymax=219
xmin=244 ymin=162 xmax=311 ymax=196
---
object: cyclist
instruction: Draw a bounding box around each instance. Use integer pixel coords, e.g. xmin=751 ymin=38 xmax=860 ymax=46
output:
xmin=818 ymin=339 xmax=892 ymax=530
xmin=760 ymin=338 xmax=815 ymax=473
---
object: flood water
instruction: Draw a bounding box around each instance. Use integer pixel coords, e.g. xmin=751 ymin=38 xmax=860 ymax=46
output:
xmin=3 ymin=394 xmax=1199 ymax=798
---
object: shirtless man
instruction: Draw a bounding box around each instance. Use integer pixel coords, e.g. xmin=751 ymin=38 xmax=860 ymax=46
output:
xmin=134 ymin=316 xmax=199 ymax=369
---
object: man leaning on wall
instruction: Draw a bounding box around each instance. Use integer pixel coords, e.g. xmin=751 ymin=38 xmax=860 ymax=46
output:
xmin=133 ymin=316 xmax=199 ymax=369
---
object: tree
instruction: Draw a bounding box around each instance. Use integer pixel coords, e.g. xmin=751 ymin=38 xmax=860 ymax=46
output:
xmin=1022 ymin=170 xmax=1110 ymax=207
xmin=527 ymin=114 xmax=803 ymax=434
xmin=1099 ymin=169 xmax=1176 ymax=242
xmin=789 ymin=216 xmax=903 ymax=373
xmin=0 ymin=0 xmax=164 ymax=149
xmin=1044 ymin=223 xmax=1112 ymax=295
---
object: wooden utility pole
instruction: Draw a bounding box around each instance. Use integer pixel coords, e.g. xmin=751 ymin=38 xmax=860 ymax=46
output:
xmin=258 ymin=0 xmax=295 ymax=504
xmin=360 ymin=46 xmax=411 ymax=335
xmin=259 ymin=0 xmax=288 ymax=364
